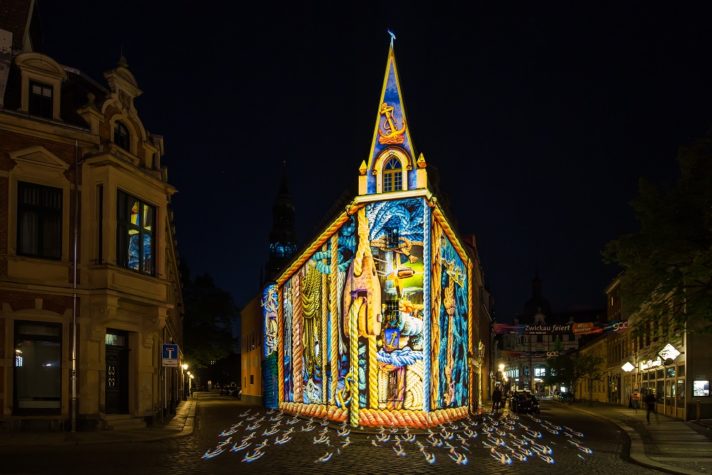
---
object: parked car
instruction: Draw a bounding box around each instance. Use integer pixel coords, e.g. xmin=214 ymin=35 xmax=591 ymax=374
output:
xmin=557 ymin=392 xmax=574 ymax=403
xmin=220 ymin=383 xmax=242 ymax=399
xmin=511 ymin=391 xmax=540 ymax=414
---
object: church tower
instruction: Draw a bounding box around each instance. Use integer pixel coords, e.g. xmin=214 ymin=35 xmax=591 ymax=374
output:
xmin=266 ymin=164 xmax=297 ymax=281
xmin=260 ymin=38 xmax=477 ymax=425
xmin=359 ymin=41 xmax=428 ymax=196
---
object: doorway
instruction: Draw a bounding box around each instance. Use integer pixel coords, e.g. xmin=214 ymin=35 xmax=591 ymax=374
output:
xmin=105 ymin=330 xmax=129 ymax=414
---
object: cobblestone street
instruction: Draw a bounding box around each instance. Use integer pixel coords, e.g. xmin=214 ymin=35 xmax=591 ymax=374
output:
xmin=0 ymin=395 xmax=659 ymax=474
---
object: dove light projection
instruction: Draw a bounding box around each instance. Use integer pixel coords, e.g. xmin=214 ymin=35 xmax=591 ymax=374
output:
xmin=260 ymin=41 xmax=475 ymax=428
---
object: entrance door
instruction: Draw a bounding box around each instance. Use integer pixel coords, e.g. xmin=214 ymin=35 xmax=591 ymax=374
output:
xmin=105 ymin=330 xmax=129 ymax=414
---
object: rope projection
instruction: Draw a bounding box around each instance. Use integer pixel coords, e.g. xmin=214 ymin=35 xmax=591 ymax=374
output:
xmin=292 ymin=272 xmax=303 ymax=404
xmin=273 ymin=197 xmax=470 ymax=427
xmin=430 ymin=220 xmax=442 ymax=409
xmin=283 ymin=281 xmax=293 ymax=402
xmin=302 ymin=264 xmax=322 ymax=403
xmin=329 ymin=235 xmax=339 ymax=404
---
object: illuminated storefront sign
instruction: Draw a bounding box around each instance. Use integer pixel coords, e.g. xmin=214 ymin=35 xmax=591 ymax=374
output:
xmin=658 ymin=343 xmax=680 ymax=361
xmin=639 ymin=358 xmax=662 ymax=371
xmin=693 ymin=380 xmax=710 ymax=397
xmin=621 ymin=361 xmax=635 ymax=372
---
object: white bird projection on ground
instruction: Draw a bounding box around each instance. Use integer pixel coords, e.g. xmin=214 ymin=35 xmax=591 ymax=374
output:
xmin=200 ymin=409 xmax=595 ymax=467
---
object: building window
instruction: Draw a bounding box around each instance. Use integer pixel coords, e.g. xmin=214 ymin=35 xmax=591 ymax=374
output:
xmin=14 ymin=321 xmax=61 ymax=414
xmin=117 ymin=190 xmax=155 ymax=275
xmin=97 ymin=185 xmax=103 ymax=263
xmin=17 ymin=182 xmax=62 ymax=259
xmin=536 ymin=334 xmax=543 ymax=343
xmin=28 ymin=81 xmax=53 ymax=119
xmin=114 ymin=121 xmax=131 ymax=152
xmin=382 ymin=157 xmax=402 ymax=192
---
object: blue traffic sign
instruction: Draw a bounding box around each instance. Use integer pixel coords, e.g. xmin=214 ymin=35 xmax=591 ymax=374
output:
xmin=162 ymin=344 xmax=179 ymax=367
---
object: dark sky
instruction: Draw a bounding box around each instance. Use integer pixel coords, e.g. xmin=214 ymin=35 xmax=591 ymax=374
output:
xmin=40 ymin=1 xmax=712 ymax=320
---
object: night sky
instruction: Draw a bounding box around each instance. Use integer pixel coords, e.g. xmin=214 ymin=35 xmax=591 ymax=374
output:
xmin=39 ymin=1 xmax=712 ymax=320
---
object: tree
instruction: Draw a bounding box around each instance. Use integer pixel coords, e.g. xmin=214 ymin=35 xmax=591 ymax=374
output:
xmin=544 ymin=353 xmax=574 ymax=389
xmin=181 ymin=262 xmax=238 ymax=368
xmin=545 ymin=351 xmax=604 ymax=402
xmin=603 ymin=133 xmax=712 ymax=333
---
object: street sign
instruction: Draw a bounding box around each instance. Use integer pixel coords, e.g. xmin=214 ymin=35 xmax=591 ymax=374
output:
xmin=162 ymin=344 xmax=179 ymax=367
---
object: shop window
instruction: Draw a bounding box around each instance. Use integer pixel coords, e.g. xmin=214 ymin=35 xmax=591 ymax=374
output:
xmin=117 ymin=190 xmax=155 ymax=275
xmin=536 ymin=334 xmax=543 ymax=343
xmin=14 ymin=321 xmax=61 ymax=414
xmin=534 ymin=367 xmax=546 ymax=377
xmin=382 ymin=157 xmax=402 ymax=192
xmin=678 ymin=365 xmax=685 ymax=377
xmin=114 ymin=121 xmax=131 ymax=152
xmin=17 ymin=181 xmax=62 ymax=259
xmin=28 ymin=81 xmax=53 ymax=119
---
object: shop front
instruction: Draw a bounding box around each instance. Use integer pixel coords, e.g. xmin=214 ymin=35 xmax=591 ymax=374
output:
xmin=635 ymin=343 xmax=686 ymax=420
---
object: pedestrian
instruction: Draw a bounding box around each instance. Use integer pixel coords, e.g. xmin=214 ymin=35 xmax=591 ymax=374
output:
xmin=492 ymin=385 xmax=502 ymax=414
xmin=644 ymin=391 xmax=658 ymax=424
xmin=632 ymin=389 xmax=641 ymax=412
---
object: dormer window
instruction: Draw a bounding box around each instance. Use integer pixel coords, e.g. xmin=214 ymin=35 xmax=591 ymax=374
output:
xmin=114 ymin=121 xmax=131 ymax=152
xmin=28 ymin=81 xmax=53 ymax=119
xmin=382 ymin=157 xmax=402 ymax=192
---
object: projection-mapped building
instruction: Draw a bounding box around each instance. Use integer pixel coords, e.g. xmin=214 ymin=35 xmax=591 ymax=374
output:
xmin=261 ymin=44 xmax=479 ymax=428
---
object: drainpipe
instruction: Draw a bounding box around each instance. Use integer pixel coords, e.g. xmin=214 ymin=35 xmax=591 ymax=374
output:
xmin=71 ymin=140 xmax=80 ymax=432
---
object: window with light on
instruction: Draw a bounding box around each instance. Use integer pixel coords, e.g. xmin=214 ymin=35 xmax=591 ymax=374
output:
xmin=117 ymin=190 xmax=155 ymax=275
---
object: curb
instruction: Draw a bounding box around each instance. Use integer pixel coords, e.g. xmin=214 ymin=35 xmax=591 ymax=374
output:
xmin=0 ymin=399 xmax=198 ymax=448
xmin=557 ymin=402 xmax=702 ymax=475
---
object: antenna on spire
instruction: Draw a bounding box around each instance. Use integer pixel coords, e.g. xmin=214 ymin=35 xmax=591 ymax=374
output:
xmin=387 ymin=29 xmax=396 ymax=48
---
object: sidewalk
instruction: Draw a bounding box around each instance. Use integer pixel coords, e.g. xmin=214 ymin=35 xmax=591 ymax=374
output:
xmin=0 ymin=397 xmax=196 ymax=447
xmin=561 ymin=401 xmax=712 ymax=475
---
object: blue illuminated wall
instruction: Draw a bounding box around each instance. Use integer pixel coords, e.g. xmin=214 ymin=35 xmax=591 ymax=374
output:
xmin=262 ymin=284 xmax=279 ymax=408
xmin=436 ymin=234 xmax=468 ymax=408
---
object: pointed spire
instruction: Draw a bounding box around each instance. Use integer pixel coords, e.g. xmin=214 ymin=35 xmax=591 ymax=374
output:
xmin=266 ymin=163 xmax=297 ymax=281
xmin=361 ymin=39 xmax=417 ymax=195
xmin=278 ymin=160 xmax=290 ymax=196
xmin=118 ymin=45 xmax=129 ymax=68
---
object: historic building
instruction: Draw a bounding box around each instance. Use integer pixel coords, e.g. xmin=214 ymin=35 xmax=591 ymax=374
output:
xmin=265 ymin=168 xmax=297 ymax=282
xmin=497 ymin=275 xmax=604 ymax=395
xmin=258 ymin=43 xmax=487 ymax=428
xmin=580 ymin=276 xmax=712 ymax=420
xmin=0 ymin=0 xmax=183 ymax=430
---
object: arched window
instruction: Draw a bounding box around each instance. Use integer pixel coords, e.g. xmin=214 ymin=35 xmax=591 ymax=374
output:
xmin=114 ymin=121 xmax=131 ymax=152
xmin=382 ymin=156 xmax=402 ymax=192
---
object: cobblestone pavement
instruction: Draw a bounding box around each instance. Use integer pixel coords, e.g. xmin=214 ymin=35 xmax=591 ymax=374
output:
xmin=0 ymin=398 xmax=660 ymax=474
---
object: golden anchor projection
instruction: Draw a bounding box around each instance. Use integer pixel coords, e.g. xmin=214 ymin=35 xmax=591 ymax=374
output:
xmin=378 ymin=102 xmax=406 ymax=144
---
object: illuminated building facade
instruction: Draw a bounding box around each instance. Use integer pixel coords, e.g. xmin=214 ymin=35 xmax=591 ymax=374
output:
xmin=594 ymin=277 xmax=712 ymax=421
xmin=261 ymin=45 xmax=479 ymax=428
xmin=0 ymin=1 xmax=183 ymax=430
